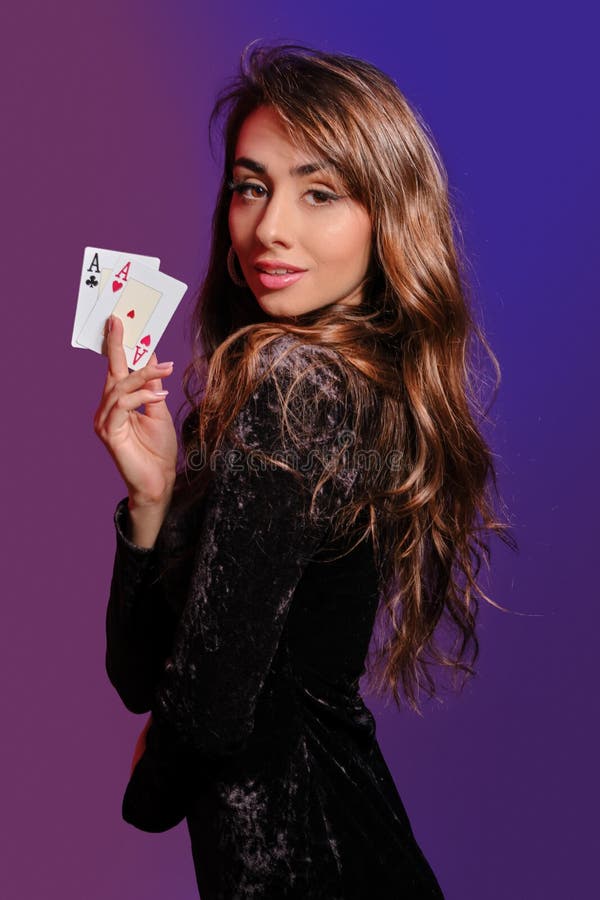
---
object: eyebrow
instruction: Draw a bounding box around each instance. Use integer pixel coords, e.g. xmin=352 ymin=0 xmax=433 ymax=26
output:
xmin=232 ymin=156 xmax=334 ymax=177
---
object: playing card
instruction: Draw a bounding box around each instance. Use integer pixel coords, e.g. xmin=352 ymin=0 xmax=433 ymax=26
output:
xmin=76 ymin=255 xmax=187 ymax=370
xmin=72 ymin=247 xmax=160 ymax=349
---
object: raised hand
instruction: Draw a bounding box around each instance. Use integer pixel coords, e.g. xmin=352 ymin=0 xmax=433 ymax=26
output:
xmin=93 ymin=314 xmax=178 ymax=509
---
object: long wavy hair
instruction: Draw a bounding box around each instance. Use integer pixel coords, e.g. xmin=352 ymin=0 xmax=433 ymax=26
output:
xmin=171 ymin=41 xmax=517 ymax=714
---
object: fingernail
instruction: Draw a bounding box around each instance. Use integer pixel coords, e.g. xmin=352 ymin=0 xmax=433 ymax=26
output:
xmin=156 ymin=361 xmax=174 ymax=369
xmin=107 ymin=316 xmax=113 ymax=333
xmin=152 ymin=390 xmax=169 ymax=397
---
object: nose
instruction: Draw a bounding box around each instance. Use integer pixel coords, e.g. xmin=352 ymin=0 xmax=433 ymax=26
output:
xmin=254 ymin=189 xmax=294 ymax=248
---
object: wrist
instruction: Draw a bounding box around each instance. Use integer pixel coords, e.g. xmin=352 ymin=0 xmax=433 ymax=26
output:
xmin=126 ymin=493 xmax=174 ymax=549
xmin=128 ymin=483 xmax=175 ymax=514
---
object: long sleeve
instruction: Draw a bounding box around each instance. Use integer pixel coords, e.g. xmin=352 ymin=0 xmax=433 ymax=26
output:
xmin=112 ymin=338 xmax=355 ymax=830
xmin=105 ymin=499 xmax=178 ymax=713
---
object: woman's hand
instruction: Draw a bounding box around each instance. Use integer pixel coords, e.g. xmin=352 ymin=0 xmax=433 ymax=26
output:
xmin=93 ymin=315 xmax=178 ymax=506
xmin=131 ymin=714 xmax=153 ymax=776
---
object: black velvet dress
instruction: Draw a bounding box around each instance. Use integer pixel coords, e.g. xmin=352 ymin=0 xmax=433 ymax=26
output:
xmin=105 ymin=336 xmax=445 ymax=899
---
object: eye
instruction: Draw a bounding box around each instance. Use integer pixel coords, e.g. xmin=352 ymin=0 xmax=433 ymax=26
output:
xmin=227 ymin=179 xmax=342 ymax=207
xmin=305 ymin=189 xmax=340 ymax=206
xmin=227 ymin=179 xmax=267 ymax=202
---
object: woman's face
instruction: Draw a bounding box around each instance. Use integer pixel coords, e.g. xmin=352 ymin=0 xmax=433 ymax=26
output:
xmin=228 ymin=105 xmax=372 ymax=319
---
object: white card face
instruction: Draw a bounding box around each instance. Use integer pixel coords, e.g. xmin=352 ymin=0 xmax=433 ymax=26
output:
xmin=76 ymin=255 xmax=188 ymax=370
xmin=72 ymin=247 xmax=160 ymax=348
xmin=112 ymin=279 xmax=162 ymax=347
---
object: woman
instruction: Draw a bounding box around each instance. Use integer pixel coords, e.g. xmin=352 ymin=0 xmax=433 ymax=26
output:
xmin=96 ymin=43 xmax=515 ymax=899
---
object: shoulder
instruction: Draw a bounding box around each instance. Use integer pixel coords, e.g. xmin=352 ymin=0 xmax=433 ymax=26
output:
xmin=209 ymin=335 xmax=362 ymax=518
xmin=256 ymin=334 xmax=346 ymax=386
xmin=249 ymin=334 xmax=350 ymax=420
xmin=227 ymin=335 xmax=352 ymax=468
xmin=252 ymin=334 xmax=349 ymax=421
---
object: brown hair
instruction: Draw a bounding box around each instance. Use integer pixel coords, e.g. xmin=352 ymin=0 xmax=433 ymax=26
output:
xmin=173 ymin=41 xmax=517 ymax=714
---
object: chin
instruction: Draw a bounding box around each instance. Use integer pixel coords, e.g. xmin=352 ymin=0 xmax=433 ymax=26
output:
xmin=252 ymin=295 xmax=298 ymax=318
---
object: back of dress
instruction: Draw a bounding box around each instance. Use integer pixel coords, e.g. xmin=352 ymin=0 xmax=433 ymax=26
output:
xmin=105 ymin=334 xmax=445 ymax=899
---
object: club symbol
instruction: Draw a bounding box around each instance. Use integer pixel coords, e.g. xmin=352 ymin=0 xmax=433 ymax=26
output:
xmin=86 ymin=275 xmax=99 ymax=288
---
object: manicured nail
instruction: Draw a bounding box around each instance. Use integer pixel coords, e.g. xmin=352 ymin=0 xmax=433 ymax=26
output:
xmin=106 ymin=316 xmax=113 ymax=334
xmin=156 ymin=361 xmax=174 ymax=369
xmin=152 ymin=390 xmax=169 ymax=397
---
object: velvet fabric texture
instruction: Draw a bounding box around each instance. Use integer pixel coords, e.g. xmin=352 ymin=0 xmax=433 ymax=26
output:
xmin=105 ymin=336 xmax=445 ymax=899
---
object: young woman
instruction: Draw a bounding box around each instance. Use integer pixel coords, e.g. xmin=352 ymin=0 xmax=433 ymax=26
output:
xmin=96 ymin=42 xmax=515 ymax=899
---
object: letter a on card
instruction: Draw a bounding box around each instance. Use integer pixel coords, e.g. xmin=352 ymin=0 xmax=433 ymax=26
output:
xmin=112 ymin=261 xmax=132 ymax=294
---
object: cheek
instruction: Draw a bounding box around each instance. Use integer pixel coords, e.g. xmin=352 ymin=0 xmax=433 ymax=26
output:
xmin=228 ymin=205 xmax=246 ymax=241
xmin=316 ymin=218 xmax=371 ymax=269
xmin=229 ymin=206 xmax=260 ymax=252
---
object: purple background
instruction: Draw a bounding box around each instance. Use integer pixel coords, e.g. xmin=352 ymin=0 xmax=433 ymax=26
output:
xmin=2 ymin=1 xmax=597 ymax=897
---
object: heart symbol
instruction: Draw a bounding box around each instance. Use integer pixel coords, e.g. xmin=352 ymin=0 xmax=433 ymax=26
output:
xmin=127 ymin=309 xmax=135 ymax=319
xmin=112 ymin=280 xmax=123 ymax=292
xmin=140 ymin=334 xmax=151 ymax=346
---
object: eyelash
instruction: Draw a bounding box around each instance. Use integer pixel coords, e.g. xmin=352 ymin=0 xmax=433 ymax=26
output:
xmin=227 ymin=179 xmax=341 ymax=207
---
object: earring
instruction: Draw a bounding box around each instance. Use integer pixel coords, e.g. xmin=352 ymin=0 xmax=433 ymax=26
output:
xmin=227 ymin=245 xmax=247 ymax=287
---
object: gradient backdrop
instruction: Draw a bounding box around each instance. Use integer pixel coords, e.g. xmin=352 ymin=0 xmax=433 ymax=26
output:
xmin=2 ymin=1 xmax=597 ymax=898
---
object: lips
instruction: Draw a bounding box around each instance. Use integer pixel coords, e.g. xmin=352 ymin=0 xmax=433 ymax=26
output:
xmin=253 ymin=259 xmax=307 ymax=274
xmin=248 ymin=258 xmax=308 ymax=290
xmin=258 ymin=270 xmax=304 ymax=291
xmin=255 ymin=268 xmax=307 ymax=290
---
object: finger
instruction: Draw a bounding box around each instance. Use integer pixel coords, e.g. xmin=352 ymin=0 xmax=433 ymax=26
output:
xmin=97 ymin=387 xmax=170 ymax=434
xmin=143 ymin=352 xmax=164 ymax=393
xmin=141 ymin=353 xmax=177 ymax=421
xmin=105 ymin=315 xmax=129 ymax=383
xmin=101 ymin=354 xmax=174 ymax=405
xmin=97 ymin=344 xmax=173 ymax=425
xmin=96 ymin=367 xmax=171 ymax=423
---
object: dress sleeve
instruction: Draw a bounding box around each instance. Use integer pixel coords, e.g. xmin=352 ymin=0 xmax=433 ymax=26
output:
xmin=105 ymin=498 xmax=178 ymax=714
xmin=118 ymin=341 xmax=355 ymax=830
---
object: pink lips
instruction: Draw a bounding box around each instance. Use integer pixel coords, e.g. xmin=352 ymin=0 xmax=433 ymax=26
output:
xmin=253 ymin=260 xmax=307 ymax=290
xmin=256 ymin=270 xmax=306 ymax=289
